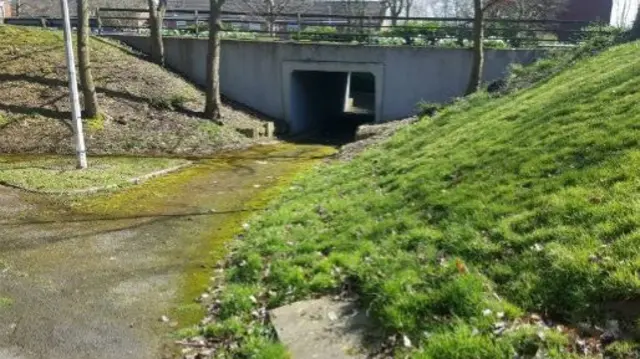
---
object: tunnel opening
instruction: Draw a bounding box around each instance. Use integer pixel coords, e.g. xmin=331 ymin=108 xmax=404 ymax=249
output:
xmin=289 ymin=70 xmax=375 ymax=142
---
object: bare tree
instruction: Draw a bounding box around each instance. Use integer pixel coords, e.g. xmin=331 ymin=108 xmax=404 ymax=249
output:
xmin=238 ymin=0 xmax=312 ymax=35
xmin=405 ymin=0 xmax=414 ymax=18
xmin=464 ymin=0 xmax=568 ymax=95
xmin=384 ymin=0 xmax=404 ymax=25
xmin=147 ymin=0 xmax=167 ymax=66
xmin=205 ymin=0 xmax=225 ymax=121
xmin=465 ymin=0 xmax=503 ymax=95
xmin=486 ymin=0 xmax=568 ymax=20
xmin=632 ymin=4 xmax=640 ymax=39
xmin=77 ymin=0 xmax=100 ymax=118
xmin=431 ymin=0 xmax=566 ymax=19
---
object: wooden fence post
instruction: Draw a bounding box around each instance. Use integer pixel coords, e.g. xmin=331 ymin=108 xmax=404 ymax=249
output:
xmin=96 ymin=7 xmax=103 ymax=35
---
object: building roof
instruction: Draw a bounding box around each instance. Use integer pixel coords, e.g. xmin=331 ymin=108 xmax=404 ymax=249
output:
xmin=15 ymin=0 xmax=382 ymax=18
xmin=168 ymin=0 xmax=383 ymax=17
xmin=15 ymin=0 xmax=146 ymax=17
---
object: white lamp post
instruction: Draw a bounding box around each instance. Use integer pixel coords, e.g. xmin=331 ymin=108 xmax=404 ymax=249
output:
xmin=60 ymin=0 xmax=88 ymax=169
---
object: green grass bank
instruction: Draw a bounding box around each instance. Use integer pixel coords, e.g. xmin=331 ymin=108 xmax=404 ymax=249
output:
xmin=199 ymin=40 xmax=640 ymax=358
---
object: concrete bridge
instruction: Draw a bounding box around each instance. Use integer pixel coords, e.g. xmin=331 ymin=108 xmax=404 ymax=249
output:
xmin=110 ymin=36 xmax=544 ymax=134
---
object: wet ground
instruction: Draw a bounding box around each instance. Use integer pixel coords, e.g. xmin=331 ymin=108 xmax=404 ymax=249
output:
xmin=0 ymin=143 xmax=334 ymax=359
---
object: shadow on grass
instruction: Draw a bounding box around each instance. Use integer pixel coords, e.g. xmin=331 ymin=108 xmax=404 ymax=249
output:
xmin=0 ymin=46 xmax=63 ymax=66
xmin=0 ymin=72 xmax=205 ymax=120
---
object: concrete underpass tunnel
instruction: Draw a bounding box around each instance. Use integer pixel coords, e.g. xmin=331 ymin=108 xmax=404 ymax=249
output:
xmin=283 ymin=62 xmax=383 ymax=139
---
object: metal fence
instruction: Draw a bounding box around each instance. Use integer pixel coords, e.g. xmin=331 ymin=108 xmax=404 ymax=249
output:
xmin=5 ymin=7 xmax=607 ymax=48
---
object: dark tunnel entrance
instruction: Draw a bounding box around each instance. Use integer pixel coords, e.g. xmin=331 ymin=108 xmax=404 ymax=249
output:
xmin=289 ymin=70 xmax=375 ymax=142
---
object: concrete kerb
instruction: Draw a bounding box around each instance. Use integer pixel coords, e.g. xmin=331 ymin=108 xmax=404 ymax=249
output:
xmin=0 ymin=162 xmax=192 ymax=195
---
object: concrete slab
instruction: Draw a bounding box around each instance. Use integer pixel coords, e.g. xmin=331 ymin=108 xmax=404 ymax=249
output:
xmin=270 ymin=297 xmax=375 ymax=359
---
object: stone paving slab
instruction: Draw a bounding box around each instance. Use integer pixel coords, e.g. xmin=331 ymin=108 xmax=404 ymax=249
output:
xmin=270 ymin=297 xmax=374 ymax=359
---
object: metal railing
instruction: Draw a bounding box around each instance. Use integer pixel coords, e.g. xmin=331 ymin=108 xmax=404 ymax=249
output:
xmin=5 ymin=7 xmax=606 ymax=48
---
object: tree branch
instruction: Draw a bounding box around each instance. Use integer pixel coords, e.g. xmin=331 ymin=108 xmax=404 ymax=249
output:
xmin=482 ymin=0 xmax=504 ymax=13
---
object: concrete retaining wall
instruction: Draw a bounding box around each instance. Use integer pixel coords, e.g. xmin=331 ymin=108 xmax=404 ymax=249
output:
xmin=111 ymin=36 xmax=545 ymax=126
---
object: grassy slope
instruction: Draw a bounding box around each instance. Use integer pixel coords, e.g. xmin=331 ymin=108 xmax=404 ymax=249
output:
xmin=210 ymin=42 xmax=640 ymax=357
xmin=0 ymin=26 xmax=259 ymax=155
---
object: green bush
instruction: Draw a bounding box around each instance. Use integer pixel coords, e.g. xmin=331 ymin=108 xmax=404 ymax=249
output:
xmin=386 ymin=21 xmax=462 ymax=46
xmin=292 ymin=26 xmax=342 ymax=42
xmin=416 ymin=101 xmax=442 ymax=117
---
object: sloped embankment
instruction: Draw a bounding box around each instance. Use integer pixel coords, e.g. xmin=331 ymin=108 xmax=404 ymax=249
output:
xmin=0 ymin=26 xmax=265 ymax=155
xmin=196 ymin=41 xmax=640 ymax=357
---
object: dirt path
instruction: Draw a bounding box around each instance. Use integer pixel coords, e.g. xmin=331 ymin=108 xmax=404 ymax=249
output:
xmin=0 ymin=144 xmax=333 ymax=359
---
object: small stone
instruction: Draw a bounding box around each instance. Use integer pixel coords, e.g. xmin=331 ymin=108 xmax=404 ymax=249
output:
xmin=482 ymin=309 xmax=493 ymax=316
xmin=160 ymin=315 xmax=170 ymax=323
xmin=402 ymin=334 xmax=412 ymax=348
xmin=200 ymin=293 xmax=210 ymax=300
xmin=493 ymin=321 xmax=507 ymax=335
xmin=530 ymin=314 xmax=542 ymax=322
xmin=327 ymin=311 xmax=338 ymax=321
xmin=249 ymin=295 xmax=258 ymax=304
xmin=109 ymin=257 xmax=116 ymax=261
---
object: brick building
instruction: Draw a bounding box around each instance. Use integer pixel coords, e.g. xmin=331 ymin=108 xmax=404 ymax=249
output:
xmin=1 ymin=0 xmax=13 ymax=18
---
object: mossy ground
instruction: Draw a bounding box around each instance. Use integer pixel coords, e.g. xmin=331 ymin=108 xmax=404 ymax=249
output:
xmin=0 ymin=155 xmax=188 ymax=192
xmin=198 ymin=42 xmax=640 ymax=357
xmin=0 ymin=297 xmax=13 ymax=309
xmin=57 ymin=143 xmax=336 ymax=331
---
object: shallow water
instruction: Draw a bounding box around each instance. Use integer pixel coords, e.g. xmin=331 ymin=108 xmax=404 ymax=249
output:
xmin=0 ymin=143 xmax=335 ymax=359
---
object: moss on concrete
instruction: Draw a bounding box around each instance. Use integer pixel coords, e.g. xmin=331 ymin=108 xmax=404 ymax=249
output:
xmin=62 ymin=143 xmax=336 ymax=329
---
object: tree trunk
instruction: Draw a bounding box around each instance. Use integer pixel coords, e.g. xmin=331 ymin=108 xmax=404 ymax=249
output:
xmin=77 ymin=0 xmax=100 ymax=118
xmin=465 ymin=0 xmax=484 ymax=95
xmin=148 ymin=0 xmax=165 ymax=66
xmin=631 ymin=4 xmax=640 ymax=40
xmin=205 ymin=0 xmax=223 ymax=121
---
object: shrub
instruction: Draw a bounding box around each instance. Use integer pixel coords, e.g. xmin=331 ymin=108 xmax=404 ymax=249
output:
xmin=292 ymin=26 xmax=341 ymax=42
xmin=416 ymin=101 xmax=442 ymax=118
xmin=386 ymin=21 xmax=463 ymax=46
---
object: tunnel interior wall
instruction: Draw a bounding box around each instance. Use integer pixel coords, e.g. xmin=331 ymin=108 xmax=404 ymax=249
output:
xmin=290 ymin=71 xmax=349 ymax=133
